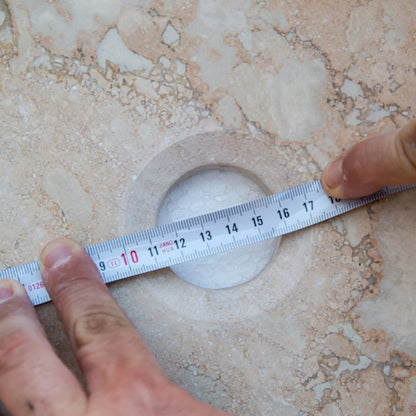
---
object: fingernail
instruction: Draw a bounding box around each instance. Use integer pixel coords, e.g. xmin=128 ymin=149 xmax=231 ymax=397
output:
xmin=0 ymin=282 xmax=13 ymax=302
xmin=323 ymin=156 xmax=343 ymax=189
xmin=40 ymin=239 xmax=74 ymax=271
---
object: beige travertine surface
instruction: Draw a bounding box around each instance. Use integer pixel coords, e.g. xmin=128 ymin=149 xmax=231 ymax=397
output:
xmin=0 ymin=1 xmax=415 ymax=414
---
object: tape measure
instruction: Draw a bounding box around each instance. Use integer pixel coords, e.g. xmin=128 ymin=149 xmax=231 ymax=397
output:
xmin=1 ymin=180 xmax=415 ymax=306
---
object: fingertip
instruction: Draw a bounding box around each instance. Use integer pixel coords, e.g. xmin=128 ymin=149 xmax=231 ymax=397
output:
xmin=40 ymin=238 xmax=83 ymax=272
xmin=322 ymin=156 xmax=343 ymax=189
xmin=0 ymin=279 xmax=27 ymax=303
xmin=39 ymin=237 xmax=105 ymax=309
xmin=321 ymin=156 xmax=345 ymax=198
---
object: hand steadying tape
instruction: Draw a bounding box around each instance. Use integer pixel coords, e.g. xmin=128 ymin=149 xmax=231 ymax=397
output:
xmin=1 ymin=120 xmax=416 ymax=306
xmin=0 ymin=120 xmax=415 ymax=416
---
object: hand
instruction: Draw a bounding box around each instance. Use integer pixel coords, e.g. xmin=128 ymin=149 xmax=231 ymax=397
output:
xmin=0 ymin=238 xmax=231 ymax=416
xmin=321 ymin=120 xmax=416 ymax=199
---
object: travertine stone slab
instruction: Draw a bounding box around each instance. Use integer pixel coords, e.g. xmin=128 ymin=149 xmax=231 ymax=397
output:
xmin=0 ymin=0 xmax=415 ymax=414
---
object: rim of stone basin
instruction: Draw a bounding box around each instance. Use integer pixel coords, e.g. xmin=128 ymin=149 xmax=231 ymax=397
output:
xmin=119 ymin=131 xmax=316 ymax=322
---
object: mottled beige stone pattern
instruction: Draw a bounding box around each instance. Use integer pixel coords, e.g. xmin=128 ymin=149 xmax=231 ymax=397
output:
xmin=357 ymin=192 xmax=416 ymax=358
xmin=335 ymin=366 xmax=394 ymax=415
xmin=0 ymin=0 xmax=415 ymax=414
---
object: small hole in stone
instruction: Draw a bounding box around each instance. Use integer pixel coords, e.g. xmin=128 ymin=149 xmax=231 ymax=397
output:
xmin=157 ymin=168 xmax=280 ymax=289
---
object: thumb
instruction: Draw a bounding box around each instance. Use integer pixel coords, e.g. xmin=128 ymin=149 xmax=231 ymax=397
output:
xmin=321 ymin=120 xmax=416 ymax=199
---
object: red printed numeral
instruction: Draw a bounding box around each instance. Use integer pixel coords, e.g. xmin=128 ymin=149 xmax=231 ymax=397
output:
xmin=121 ymin=251 xmax=139 ymax=265
xmin=27 ymin=281 xmax=45 ymax=292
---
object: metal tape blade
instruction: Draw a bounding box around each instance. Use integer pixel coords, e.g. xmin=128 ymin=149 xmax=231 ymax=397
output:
xmin=1 ymin=180 xmax=415 ymax=306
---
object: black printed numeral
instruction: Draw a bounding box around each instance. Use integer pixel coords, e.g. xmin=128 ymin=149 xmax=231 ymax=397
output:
xmin=226 ymin=223 xmax=239 ymax=234
xmin=252 ymin=216 xmax=264 ymax=227
xmin=277 ymin=208 xmax=290 ymax=219
xmin=303 ymin=201 xmax=314 ymax=212
xmin=200 ymin=231 xmax=212 ymax=242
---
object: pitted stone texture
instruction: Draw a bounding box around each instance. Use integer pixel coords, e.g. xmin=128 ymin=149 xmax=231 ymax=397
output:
xmin=157 ymin=169 xmax=279 ymax=289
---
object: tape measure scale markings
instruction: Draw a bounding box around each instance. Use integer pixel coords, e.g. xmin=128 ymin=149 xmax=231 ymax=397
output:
xmin=0 ymin=180 xmax=415 ymax=306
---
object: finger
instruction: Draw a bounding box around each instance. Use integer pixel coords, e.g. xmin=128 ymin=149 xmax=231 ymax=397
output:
xmin=321 ymin=120 xmax=416 ymax=198
xmin=0 ymin=279 xmax=86 ymax=416
xmin=39 ymin=238 xmax=169 ymax=402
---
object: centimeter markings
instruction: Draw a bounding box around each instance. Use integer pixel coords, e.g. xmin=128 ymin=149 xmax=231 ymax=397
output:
xmin=1 ymin=180 xmax=415 ymax=306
